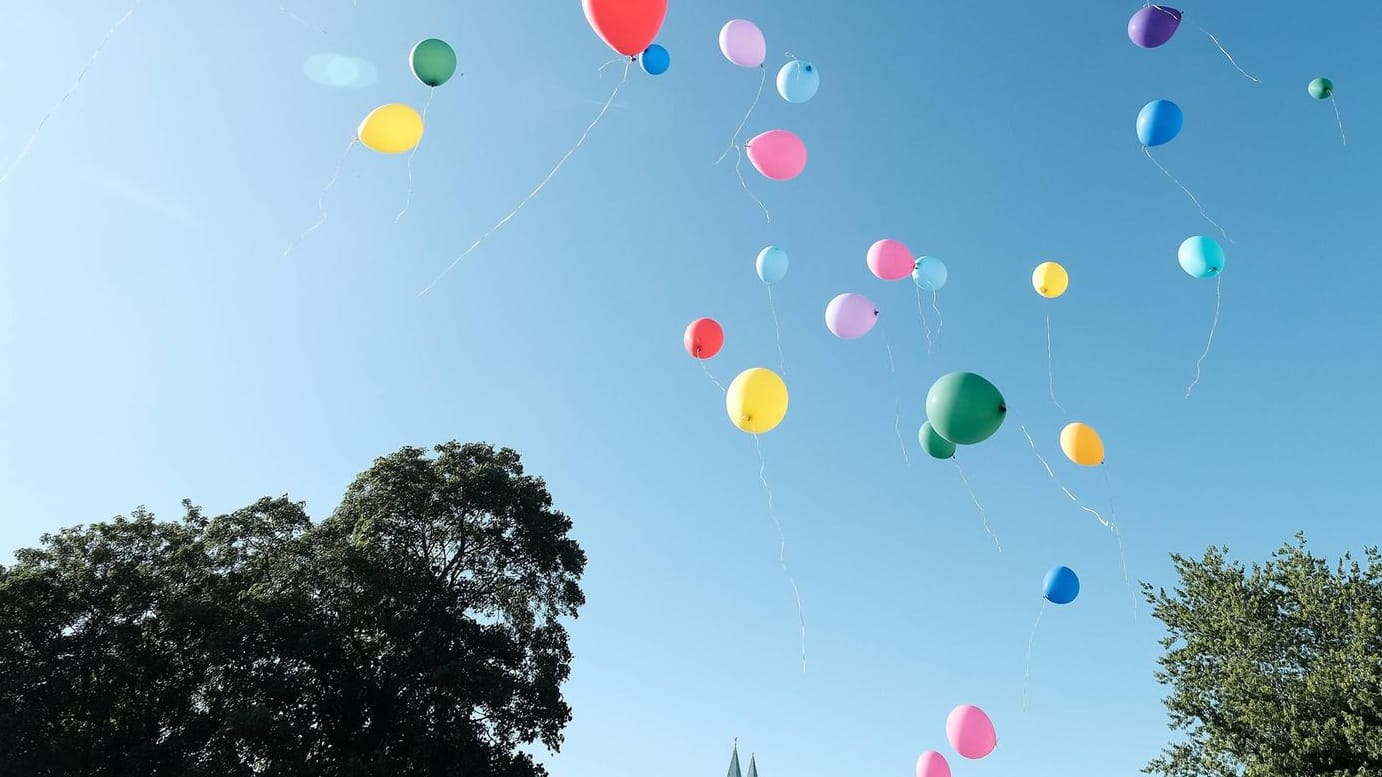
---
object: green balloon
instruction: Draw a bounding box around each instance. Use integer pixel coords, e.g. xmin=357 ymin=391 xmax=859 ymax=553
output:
xmin=411 ymin=38 xmax=457 ymax=87
xmin=925 ymin=372 xmax=1007 ymax=446
xmin=1308 ymin=77 xmax=1333 ymax=100
xmin=918 ymin=422 xmax=957 ymax=460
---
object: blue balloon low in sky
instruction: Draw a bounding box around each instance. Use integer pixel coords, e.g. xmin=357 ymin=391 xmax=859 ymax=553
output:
xmin=640 ymin=44 xmax=670 ymax=76
xmin=777 ymin=60 xmax=820 ymax=103
xmin=912 ymin=256 xmax=948 ymax=291
xmin=1043 ymin=565 xmax=1080 ymax=605
xmin=756 ymin=246 xmax=789 ymax=283
xmin=1137 ymin=99 xmax=1183 ymax=146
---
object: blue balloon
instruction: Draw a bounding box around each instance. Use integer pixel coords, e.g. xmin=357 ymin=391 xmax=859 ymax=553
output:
xmin=1178 ymin=236 xmax=1225 ymax=279
xmin=1042 ymin=566 xmax=1080 ymax=605
xmin=756 ymin=246 xmax=789 ymax=284
xmin=640 ymin=44 xmax=670 ymax=76
xmin=777 ymin=60 xmax=820 ymax=103
xmin=1136 ymin=99 xmax=1183 ymax=147
xmin=912 ymin=256 xmax=948 ymax=291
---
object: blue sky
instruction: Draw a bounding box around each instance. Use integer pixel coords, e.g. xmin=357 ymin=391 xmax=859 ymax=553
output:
xmin=2 ymin=1 xmax=1380 ymax=775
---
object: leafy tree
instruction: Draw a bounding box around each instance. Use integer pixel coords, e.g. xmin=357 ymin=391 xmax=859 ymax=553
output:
xmin=1142 ymin=533 xmax=1382 ymax=777
xmin=0 ymin=441 xmax=586 ymax=777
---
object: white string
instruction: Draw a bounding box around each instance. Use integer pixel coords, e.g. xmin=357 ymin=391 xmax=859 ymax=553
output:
xmin=885 ymin=342 xmax=896 ymax=374
xmin=278 ymin=2 xmax=326 ymax=34
xmin=701 ymin=360 xmax=727 ymax=393
xmin=1185 ymin=273 xmax=1222 ymax=398
xmin=930 ymin=290 xmax=944 ymax=347
xmin=1021 ymin=601 xmax=1046 ymax=711
xmin=395 ymin=88 xmax=437 ymax=223
xmin=0 ymin=0 xmax=144 ymax=188
xmin=953 ymin=458 xmax=1001 ymax=551
xmin=1199 ymin=27 xmax=1261 ymax=84
xmin=1331 ymin=96 xmax=1347 ymax=146
xmin=894 ymin=403 xmax=911 ymax=468
xmin=716 ymin=65 xmax=766 ymax=165
xmin=753 ymin=433 xmax=807 ymax=673
xmin=1019 ymin=424 xmax=1113 ymax=530
xmin=419 ymin=61 xmax=633 ymax=296
xmin=915 ymin=287 xmax=934 ymax=354
xmin=1046 ymin=314 xmax=1066 ymax=414
xmin=1143 ymin=146 xmax=1233 ymax=245
xmin=1104 ymin=467 xmax=1137 ymax=620
xmin=283 ymin=138 xmax=358 ymax=257
xmin=766 ymin=284 xmax=786 ymax=376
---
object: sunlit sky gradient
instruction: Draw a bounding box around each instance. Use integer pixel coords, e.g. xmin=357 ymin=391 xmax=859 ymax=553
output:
xmin=2 ymin=2 xmax=1380 ymax=775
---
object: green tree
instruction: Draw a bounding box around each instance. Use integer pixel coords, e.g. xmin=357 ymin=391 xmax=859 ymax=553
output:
xmin=1142 ymin=534 xmax=1382 ymax=777
xmin=0 ymin=441 xmax=586 ymax=777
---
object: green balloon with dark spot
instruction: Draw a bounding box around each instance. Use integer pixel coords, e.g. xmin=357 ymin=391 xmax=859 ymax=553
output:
xmin=925 ymin=371 xmax=1007 ymax=446
xmin=411 ymin=39 xmax=457 ymax=87
xmin=919 ymin=422 xmax=957 ymax=460
xmin=1308 ymin=77 xmax=1333 ymax=100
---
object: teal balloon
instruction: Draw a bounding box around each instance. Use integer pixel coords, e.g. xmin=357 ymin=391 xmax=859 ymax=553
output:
xmin=410 ymin=38 xmax=457 ymax=87
xmin=919 ymin=422 xmax=957 ymax=459
xmin=1308 ymin=77 xmax=1333 ymax=100
xmin=756 ymin=246 xmax=789 ymax=283
xmin=777 ymin=60 xmax=820 ymax=103
xmin=1178 ymin=236 xmax=1225 ymax=279
xmin=925 ymin=372 xmax=1007 ymax=446
xmin=912 ymin=256 xmax=948 ymax=291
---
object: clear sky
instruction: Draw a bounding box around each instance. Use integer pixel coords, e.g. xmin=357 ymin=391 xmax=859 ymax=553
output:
xmin=2 ymin=2 xmax=1380 ymax=775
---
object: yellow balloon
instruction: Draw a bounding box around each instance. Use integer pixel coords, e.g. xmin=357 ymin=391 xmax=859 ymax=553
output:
xmin=726 ymin=367 xmax=789 ymax=434
xmin=1060 ymin=422 xmax=1104 ymax=466
xmin=357 ymin=103 xmax=424 ymax=154
xmin=1032 ymin=261 xmax=1069 ymax=299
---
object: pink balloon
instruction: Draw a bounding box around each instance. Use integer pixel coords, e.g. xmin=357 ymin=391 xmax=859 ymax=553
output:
xmin=867 ymin=239 xmax=915 ymax=281
xmin=915 ymin=751 xmax=951 ymax=777
xmin=746 ymin=130 xmax=807 ymax=181
xmin=825 ymin=292 xmax=878 ymax=339
xmin=946 ymin=704 xmax=996 ymax=760
xmin=719 ymin=19 xmax=766 ymax=67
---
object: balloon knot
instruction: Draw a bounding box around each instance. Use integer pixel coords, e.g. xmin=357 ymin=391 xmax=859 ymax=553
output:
xmin=999 ymin=404 xmax=1008 ymax=413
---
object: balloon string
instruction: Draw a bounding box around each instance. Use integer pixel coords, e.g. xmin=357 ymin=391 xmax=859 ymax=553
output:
xmin=1046 ymin=314 xmax=1066 ymax=414
xmin=278 ymin=1 xmax=326 ymax=34
xmin=1019 ymin=424 xmax=1113 ymax=531
xmin=1021 ymin=601 xmax=1046 ymax=711
xmin=953 ymin=458 xmax=1001 ymax=552
xmin=1142 ymin=146 xmax=1233 ymax=245
xmin=915 ymin=287 xmax=934 ymax=354
xmin=283 ymin=138 xmax=358 ymax=257
xmin=1198 ymin=27 xmax=1261 ymax=84
xmin=930 ymin=290 xmax=944 ymax=348
xmin=753 ymin=432 xmax=807 ymax=674
xmin=419 ymin=61 xmax=632 ymax=296
xmin=1104 ymin=467 xmax=1137 ymax=621
xmin=885 ymin=342 xmax=896 ymax=374
xmin=1185 ymin=272 xmax=1222 ymax=398
xmin=0 ymin=0 xmax=144 ymax=188
xmin=716 ymin=65 xmax=766 ymax=165
xmin=701 ymin=360 xmax=727 ymax=393
xmin=598 ymin=56 xmax=625 ymax=73
xmin=1331 ymin=96 xmax=1347 ymax=146
xmin=395 ymin=89 xmax=437 ymax=223
xmin=894 ymin=403 xmax=911 ymax=468
xmin=733 ymin=146 xmax=772 ymax=223
xmin=766 ymin=284 xmax=786 ymax=376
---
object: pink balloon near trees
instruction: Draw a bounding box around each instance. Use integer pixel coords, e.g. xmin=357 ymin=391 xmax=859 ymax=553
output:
xmin=825 ymin=292 xmax=878 ymax=339
xmin=867 ymin=238 xmax=914 ymax=281
xmin=746 ymin=130 xmax=807 ymax=181
xmin=915 ymin=751 xmax=952 ymax=777
xmin=718 ymin=19 xmax=766 ymax=67
xmin=945 ymin=704 xmax=996 ymax=759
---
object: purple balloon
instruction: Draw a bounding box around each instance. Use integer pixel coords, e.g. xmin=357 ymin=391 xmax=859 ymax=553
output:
xmin=1128 ymin=5 xmax=1181 ymax=48
xmin=825 ymin=293 xmax=879 ymax=339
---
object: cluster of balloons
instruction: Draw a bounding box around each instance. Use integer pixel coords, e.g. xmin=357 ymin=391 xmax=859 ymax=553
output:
xmin=717 ymin=18 xmax=813 ymax=182
xmin=355 ymin=38 xmax=458 ymax=154
xmin=915 ymin=704 xmax=998 ymax=777
xmin=823 ymin=239 xmax=949 ymax=343
xmin=919 ymin=372 xmax=1007 ymax=459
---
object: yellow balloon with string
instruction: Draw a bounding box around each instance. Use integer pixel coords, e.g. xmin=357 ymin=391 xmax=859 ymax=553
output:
xmin=1060 ymin=422 xmax=1104 ymax=466
xmin=1032 ymin=261 xmax=1069 ymax=299
xmin=726 ymin=368 xmax=789 ymax=434
xmin=358 ymin=104 xmax=424 ymax=154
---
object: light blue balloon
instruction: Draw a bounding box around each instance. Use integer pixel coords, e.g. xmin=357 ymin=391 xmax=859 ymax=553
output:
xmin=756 ymin=246 xmax=789 ymax=283
xmin=1136 ymin=99 xmax=1183 ymax=147
xmin=1178 ymin=236 xmax=1225 ymax=279
xmin=776 ymin=60 xmax=820 ymax=104
xmin=912 ymin=256 xmax=948 ymax=291
xmin=640 ymin=44 xmax=670 ymax=76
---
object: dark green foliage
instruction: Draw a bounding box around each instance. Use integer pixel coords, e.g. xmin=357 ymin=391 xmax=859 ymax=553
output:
xmin=0 ymin=442 xmax=586 ymax=777
xmin=1143 ymin=534 xmax=1382 ymax=777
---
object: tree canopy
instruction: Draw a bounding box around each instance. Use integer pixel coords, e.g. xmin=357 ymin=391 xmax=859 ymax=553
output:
xmin=0 ymin=441 xmax=586 ymax=777
xmin=1143 ymin=534 xmax=1382 ymax=777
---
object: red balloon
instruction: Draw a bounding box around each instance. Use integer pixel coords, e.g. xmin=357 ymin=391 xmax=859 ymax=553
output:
xmin=582 ymin=0 xmax=668 ymax=57
xmin=684 ymin=318 xmax=724 ymax=360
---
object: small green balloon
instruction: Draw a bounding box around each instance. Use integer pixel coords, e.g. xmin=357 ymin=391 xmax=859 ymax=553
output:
xmin=411 ymin=38 xmax=457 ymax=87
xmin=919 ymin=422 xmax=957 ymax=460
xmin=925 ymin=372 xmax=1007 ymax=446
xmin=1308 ymin=77 xmax=1333 ymax=100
